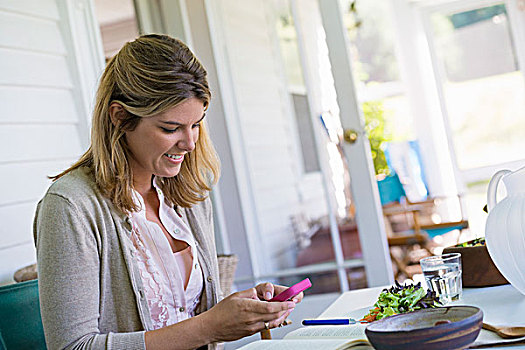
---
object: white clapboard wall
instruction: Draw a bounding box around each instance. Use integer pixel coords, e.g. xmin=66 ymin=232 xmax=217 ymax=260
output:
xmin=0 ymin=0 xmax=103 ymax=285
xmin=217 ymin=0 xmax=327 ymax=273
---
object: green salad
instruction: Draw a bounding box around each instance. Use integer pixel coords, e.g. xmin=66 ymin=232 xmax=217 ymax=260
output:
xmin=361 ymin=281 xmax=441 ymax=322
xmin=455 ymin=237 xmax=485 ymax=247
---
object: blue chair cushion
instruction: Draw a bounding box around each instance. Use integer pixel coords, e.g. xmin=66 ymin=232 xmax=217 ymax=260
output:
xmin=377 ymin=173 xmax=406 ymax=206
xmin=0 ymin=279 xmax=46 ymax=350
xmin=424 ymin=225 xmax=466 ymax=239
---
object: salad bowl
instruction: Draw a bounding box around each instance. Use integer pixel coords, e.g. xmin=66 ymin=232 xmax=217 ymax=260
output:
xmin=365 ymin=306 xmax=483 ymax=350
xmin=443 ymin=239 xmax=508 ymax=287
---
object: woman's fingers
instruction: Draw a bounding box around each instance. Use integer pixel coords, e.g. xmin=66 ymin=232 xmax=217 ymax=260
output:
xmin=266 ymin=309 xmax=292 ymax=329
xmin=255 ymin=282 xmax=275 ymax=301
xmin=238 ymin=299 xmax=294 ymax=325
xmin=272 ymin=284 xmax=288 ymax=294
xmin=256 ymin=309 xmax=293 ymax=331
xmin=252 ymin=309 xmax=290 ymax=331
xmin=202 ymin=286 xmax=299 ymax=342
xmin=234 ymin=287 xmax=259 ymax=300
xmin=269 ymin=284 xmax=304 ymax=303
xmin=229 ymin=291 xmax=295 ymax=320
xmin=235 ymin=289 xmax=295 ymax=313
xmin=242 ymin=300 xmax=294 ymax=321
xmin=291 ymin=291 xmax=304 ymax=303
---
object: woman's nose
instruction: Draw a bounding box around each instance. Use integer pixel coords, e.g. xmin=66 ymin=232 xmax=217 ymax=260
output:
xmin=178 ymin=128 xmax=197 ymax=152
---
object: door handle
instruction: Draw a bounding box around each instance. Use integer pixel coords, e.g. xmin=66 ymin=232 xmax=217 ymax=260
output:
xmin=343 ymin=129 xmax=359 ymax=144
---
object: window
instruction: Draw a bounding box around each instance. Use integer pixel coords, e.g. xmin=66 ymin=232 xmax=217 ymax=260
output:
xmin=428 ymin=2 xmax=525 ymax=170
xmin=276 ymin=9 xmax=321 ymax=173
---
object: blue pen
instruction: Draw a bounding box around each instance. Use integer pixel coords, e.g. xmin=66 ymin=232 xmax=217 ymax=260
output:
xmin=302 ymin=318 xmax=356 ymax=326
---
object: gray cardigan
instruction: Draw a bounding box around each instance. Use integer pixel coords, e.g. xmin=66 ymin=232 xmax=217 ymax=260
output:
xmin=33 ymin=167 xmax=221 ymax=350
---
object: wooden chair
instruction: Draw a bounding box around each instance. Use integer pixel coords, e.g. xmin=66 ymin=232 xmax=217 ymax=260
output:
xmin=378 ymin=173 xmax=469 ymax=279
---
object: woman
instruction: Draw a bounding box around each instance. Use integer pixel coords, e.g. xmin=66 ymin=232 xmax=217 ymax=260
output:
xmin=34 ymin=34 xmax=300 ymax=350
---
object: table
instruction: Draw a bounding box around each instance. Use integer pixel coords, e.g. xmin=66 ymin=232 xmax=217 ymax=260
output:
xmin=319 ymin=284 xmax=525 ymax=349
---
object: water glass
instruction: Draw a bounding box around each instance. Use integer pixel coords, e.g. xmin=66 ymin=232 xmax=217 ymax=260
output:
xmin=420 ymin=253 xmax=462 ymax=304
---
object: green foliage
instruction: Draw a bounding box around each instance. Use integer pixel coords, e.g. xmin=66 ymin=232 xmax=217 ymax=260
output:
xmin=363 ymin=101 xmax=391 ymax=175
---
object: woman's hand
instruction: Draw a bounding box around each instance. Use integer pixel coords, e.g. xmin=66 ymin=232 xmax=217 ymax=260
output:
xmin=199 ymin=287 xmax=296 ymax=342
xmin=254 ymin=282 xmax=304 ymax=326
xmin=255 ymin=282 xmax=305 ymax=304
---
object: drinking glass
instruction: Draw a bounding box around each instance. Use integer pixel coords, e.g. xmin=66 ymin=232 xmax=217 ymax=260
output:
xmin=420 ymin=253 xmax=462 ymax=304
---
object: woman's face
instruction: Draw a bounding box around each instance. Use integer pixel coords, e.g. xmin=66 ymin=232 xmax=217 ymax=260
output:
xmin=124 ymin=97 xmax=205 ymax=187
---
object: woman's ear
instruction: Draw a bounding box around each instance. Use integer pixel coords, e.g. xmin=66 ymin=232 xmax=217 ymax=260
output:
xmin=108 ymin=102 xmax=126 ymax=127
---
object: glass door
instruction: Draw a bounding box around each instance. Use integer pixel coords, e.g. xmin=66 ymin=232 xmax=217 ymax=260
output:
xmin=266 ymin=0 xmax=364 ymax=294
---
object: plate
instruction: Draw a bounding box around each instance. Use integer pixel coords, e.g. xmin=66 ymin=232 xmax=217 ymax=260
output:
xmin=347 ymin=306 xmax=374 ymax=322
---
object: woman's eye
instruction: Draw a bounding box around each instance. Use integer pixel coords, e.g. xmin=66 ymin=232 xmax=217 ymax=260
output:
xmin=160 ymin=123 xmax=199 ymax=133
xmin=161 ymin=127 xmax=178 ymax=133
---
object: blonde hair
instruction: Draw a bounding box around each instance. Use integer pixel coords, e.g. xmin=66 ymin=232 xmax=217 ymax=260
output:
xmin=53 ymin=34 xmax=220 ymax=213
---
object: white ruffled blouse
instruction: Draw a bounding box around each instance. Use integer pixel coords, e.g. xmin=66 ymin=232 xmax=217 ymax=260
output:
xmin=128 ymin=179 xmax=204 ymax=330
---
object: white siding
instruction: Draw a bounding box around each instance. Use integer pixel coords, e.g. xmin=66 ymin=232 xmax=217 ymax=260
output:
xmin=0 ymin=87 xmax=78 ymax=123
xmin=0 ymin=0 xmax=60 ymax=20
xmin=0 ymin=0 xmax=87 ymax=285
xmin=218 ymin=0 xmax=315 ymax=273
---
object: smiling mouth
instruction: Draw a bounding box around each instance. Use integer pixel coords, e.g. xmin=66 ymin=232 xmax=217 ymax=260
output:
xmin=165 ymin=153 xmax=184 ymax=160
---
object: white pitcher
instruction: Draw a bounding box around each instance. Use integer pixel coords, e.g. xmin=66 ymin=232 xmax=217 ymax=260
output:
xmin=486 ymin=165 xmax=525 ymax=295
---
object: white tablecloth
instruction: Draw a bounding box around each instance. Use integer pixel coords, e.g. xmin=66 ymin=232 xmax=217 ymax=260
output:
xmin=319 ymin=284 xmax=525 ymax=349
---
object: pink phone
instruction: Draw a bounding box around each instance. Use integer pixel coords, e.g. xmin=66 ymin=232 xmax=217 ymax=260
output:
xmin=269 ymin=278 xmax=312 ymax=302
